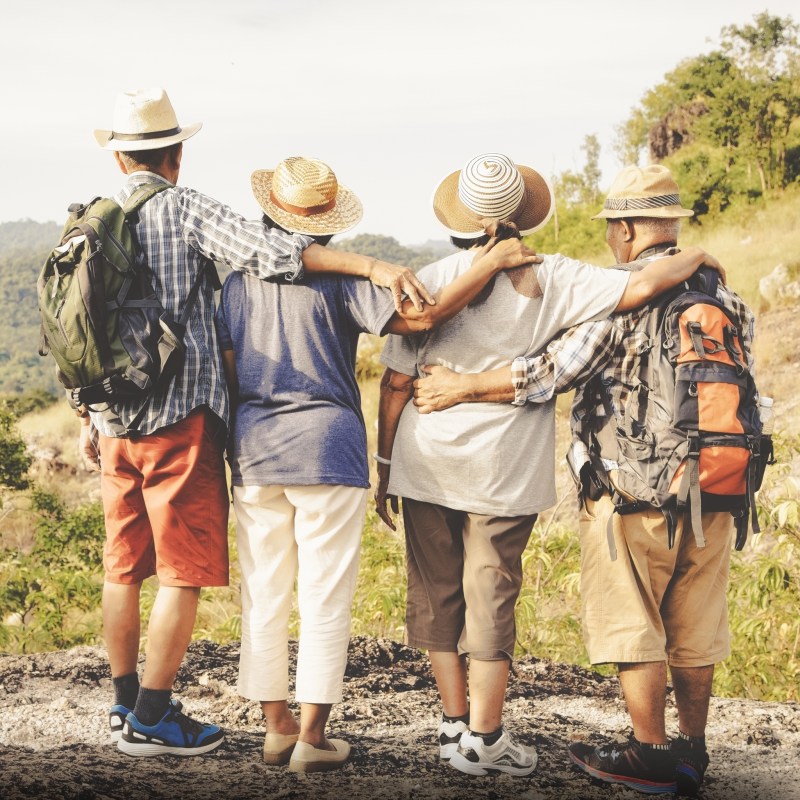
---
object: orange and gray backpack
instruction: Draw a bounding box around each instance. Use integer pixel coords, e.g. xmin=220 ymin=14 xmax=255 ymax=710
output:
xmin=609 ymin=267 xmax=772 ymax=550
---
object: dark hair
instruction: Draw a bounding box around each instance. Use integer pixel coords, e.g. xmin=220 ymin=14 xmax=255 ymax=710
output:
xmin=261 ymin=213 xmax=332 ymax=247
xmin=449 ymin=219 xmax=520 ymax=250
xmin=450 ymin=234 xmax=491 ymax=250
xmin=118 ymin=142 xmax=181 ymax=172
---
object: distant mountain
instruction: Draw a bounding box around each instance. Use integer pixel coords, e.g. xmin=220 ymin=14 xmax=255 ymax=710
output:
xmin=331 ymin=233 xmax=455 ymax=270
xmin=0 ymin=221 xmax=62 ymax=395
xmin=0 ymin=226 xmax=457 ymax=396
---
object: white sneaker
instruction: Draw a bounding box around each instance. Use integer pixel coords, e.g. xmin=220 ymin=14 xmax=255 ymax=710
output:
xmin=449 ymin=728 xmax=538 ymax=776
xmin=438 ymin=716 xmax=468 ymax=760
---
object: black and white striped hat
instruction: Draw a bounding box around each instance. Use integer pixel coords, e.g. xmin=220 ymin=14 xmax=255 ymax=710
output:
xmin=432 ymin=153 xmax=554 ymax=238
xmin=593 ymin=164 xmax=694 ymax=219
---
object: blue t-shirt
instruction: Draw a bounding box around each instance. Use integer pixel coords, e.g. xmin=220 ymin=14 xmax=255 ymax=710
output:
xmin=215 ymin=271 xmax=396 ymax=488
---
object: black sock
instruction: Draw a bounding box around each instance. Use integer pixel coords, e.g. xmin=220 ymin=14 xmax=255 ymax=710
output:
xmin=471 ymin=727 xmax=503 ymax=746
xmin=677 ymin=730 xmax=706 ymax=748
xmin=112 ymin=673 xmax=140 ymax=710
xmin=638 ymin=740 xmax=672 ymax=751
xmin=133 ymin=687 xmax=172 ymax=726
xmin=442 ymin=711 xmax=470 ymax=725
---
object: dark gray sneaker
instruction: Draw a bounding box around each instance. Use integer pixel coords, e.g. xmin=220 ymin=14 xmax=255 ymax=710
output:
xmin=569 ymin=737 xmax=676 ymax=794
xmin=449 ymin=728 xmax=537 ymax=776
xmin=671 ymin=737 xmax=709 ymax=796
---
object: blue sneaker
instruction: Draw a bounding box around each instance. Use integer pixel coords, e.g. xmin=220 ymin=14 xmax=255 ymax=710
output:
xmin=117 ymin=704 xmax=223 ymax=757
xmin=109 ymin=698 xmax=182 ymax=743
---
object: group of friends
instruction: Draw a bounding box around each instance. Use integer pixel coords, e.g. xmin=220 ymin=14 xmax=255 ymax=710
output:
xmin=77 ymin=87 xmax=755 ymax=795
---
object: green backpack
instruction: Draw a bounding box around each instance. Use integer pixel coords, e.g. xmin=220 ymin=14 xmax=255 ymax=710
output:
xmin=37 ymin=185 xmax=215 ymax=434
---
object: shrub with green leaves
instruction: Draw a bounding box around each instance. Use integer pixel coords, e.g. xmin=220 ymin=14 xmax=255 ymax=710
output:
xmin=0 ymin=490 xmax=105 ymax=652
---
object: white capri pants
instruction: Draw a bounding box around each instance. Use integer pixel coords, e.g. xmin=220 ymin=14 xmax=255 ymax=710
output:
xmin=234 ymin=484 xmax=367 ymax=704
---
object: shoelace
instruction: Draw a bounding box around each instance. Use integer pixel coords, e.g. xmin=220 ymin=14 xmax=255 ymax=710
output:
xmin=174 ymin=710 xmax=206 ymax=743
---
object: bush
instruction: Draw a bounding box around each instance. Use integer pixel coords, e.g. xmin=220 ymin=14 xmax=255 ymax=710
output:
xmin=0 ymin=490 xmax=105 ymax=652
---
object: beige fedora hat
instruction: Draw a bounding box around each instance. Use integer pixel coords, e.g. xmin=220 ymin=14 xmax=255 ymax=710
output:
xmin=93 ymin=88 xmax=202 ymax=151
xmin=432 ymin=153 xmax=555 ymax=238
xmin=251 ymin=157 xmax=363 ymax=236
xmin=593 ymin=164 xmax=694 ymax=219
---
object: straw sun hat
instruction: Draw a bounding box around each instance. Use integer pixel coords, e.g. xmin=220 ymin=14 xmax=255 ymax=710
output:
xmin=94 ymin=88 xmax=202 ymax=151
xmin=593 ymin=164 xmax=694 ymax=219
xmin=251 ymin=157 xmax=363 ymax=236
xmin=432 ymin=153 xmax=555 ymax=238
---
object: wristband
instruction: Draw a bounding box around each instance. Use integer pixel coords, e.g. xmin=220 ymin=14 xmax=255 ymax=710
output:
xmin=373 ymin=453 xmax=392 ymax=466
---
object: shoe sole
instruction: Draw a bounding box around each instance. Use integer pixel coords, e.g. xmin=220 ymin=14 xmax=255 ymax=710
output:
xmin=263 ymin=743 xmax=297 ymax=766
xmin=110 ymin=730 xmax=123 ymax=744
xmin=568 ymin=750 xmax=676 ymax=794
xmin=117 ymin=737 xmax=224 ymax=757
xmin=288 ymin=757 xmax=349 ymax=774
xmin=449 ymin=749 xmax=538 ymax=777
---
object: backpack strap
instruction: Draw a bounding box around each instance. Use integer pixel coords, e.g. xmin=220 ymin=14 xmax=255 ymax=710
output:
xmin=675 ymin=431 xmax=706 ymax=548
xmin=124 ymin=259 xmax=218 ymax=437
xmin=121 ymin=183 xmax=171 ymax=216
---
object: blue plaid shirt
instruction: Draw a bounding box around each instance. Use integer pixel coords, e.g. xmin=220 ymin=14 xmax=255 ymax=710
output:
xmin=91 ymin=171 xmax=312 ymax=437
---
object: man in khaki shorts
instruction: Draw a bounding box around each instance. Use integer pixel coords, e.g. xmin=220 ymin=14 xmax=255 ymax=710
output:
xmin=411 ymin=165 xmax=754 ymax=795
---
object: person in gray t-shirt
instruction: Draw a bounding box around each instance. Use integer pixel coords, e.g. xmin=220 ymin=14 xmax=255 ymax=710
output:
xmin=215 ymin=157 xmax=539 ymax=772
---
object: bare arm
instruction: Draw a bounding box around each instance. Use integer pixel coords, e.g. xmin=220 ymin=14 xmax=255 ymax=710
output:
xmin=414 ymin=317 xmax=618 ymax=413
xmin=375 ymin=368 xmax=415 ymax=530
xmin=616 ymin=247 xmax=725 ymax=311
xmin=221 ymin=349 xmax=238 ymax=399
xmin=383 ymin=238 xmax=541 ymax=335
xmin=78 ymin=414 xmax=101 ymax=473
xmin=413 ymin=364 xmax=514 ymax=412
xmin=301 ymin=243 xmax=435 ymax=312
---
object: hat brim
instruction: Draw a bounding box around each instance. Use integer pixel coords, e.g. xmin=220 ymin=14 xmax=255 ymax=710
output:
xmin=251 ymin=169 xmax=363 ymax=236
xmin=93 ymin=122 xmax=202 ymax=151
xmin=432 ymin=163 xmax=555 ymax=238
xmin=592 ymin=205 xmax=694 ymax=220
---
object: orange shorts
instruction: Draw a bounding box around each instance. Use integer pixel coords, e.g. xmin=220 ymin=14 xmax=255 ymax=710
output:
xmin=99 ymin=407 xmax=230 ymax=587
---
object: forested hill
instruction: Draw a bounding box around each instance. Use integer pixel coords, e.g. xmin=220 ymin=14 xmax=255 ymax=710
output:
xmin=0 ymin=222 xmax=453 ymax=397
xmin=0 ymin=221 xmax=61 ymax=395
xmin=331 ymin=233 xmax=454 ymax=269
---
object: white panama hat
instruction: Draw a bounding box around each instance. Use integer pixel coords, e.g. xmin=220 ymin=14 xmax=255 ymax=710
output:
xmin=93 ymin=88 xmax=202 ymax=151
xmin=432 ymin=153 xmax=555 ymax=238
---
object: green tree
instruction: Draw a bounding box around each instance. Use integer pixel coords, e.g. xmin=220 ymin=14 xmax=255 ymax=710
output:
xmin=0 ymin=407 xmax=31 ymax=494
xmin=615 ymin=12 xmax=800 ymax=215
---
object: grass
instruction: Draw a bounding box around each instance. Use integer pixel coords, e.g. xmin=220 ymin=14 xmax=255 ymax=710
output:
xmin=3 ymin=190 xmax=799 ymax=699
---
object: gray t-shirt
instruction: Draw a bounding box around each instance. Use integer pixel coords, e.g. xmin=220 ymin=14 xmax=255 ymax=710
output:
xmin=216 ymin=271 xmax=396 ymax=487
xmin=380 ymin=250 xmax=629 ymax=516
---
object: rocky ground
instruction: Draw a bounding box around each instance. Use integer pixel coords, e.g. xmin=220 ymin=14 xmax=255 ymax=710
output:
xmin=0 ymin=637 xmax=798 ymax=800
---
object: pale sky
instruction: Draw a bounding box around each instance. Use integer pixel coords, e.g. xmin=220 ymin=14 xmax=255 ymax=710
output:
xmin=2 ymin=0 xmax=797 ymax=245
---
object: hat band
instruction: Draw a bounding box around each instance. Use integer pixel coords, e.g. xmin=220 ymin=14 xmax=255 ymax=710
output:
xmin=269 ymin=189 xmax=336 ymax=217
xmin=110 ymin=126 xmax=182 ymax=142
xmin=603 ymin=193 xmax=681 ymax=211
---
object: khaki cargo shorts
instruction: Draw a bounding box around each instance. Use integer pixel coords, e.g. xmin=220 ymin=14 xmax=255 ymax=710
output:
xmin=579 ymin=493 xmax=733 ymax=667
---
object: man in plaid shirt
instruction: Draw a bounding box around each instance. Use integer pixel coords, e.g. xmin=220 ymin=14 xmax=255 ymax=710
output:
xmin=412 ymin=165 xmax=755 ymax=795
xmin=83 ymin=88 xmax=434 ymax=757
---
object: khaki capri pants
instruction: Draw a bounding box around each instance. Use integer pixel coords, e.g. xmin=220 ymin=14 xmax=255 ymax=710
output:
xmin=402 ymin=498 xmax=537 ymax=661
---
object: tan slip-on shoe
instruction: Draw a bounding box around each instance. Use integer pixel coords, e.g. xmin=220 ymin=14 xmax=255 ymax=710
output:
xmin=288 ymin=738 xmax=351 ymax=773
xmin=263 ymin=732 xmax=299 ymax=765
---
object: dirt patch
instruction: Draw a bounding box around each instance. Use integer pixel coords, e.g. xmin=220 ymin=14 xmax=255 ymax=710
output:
xmin=1 ymin=637 xmax=798 ymax=800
